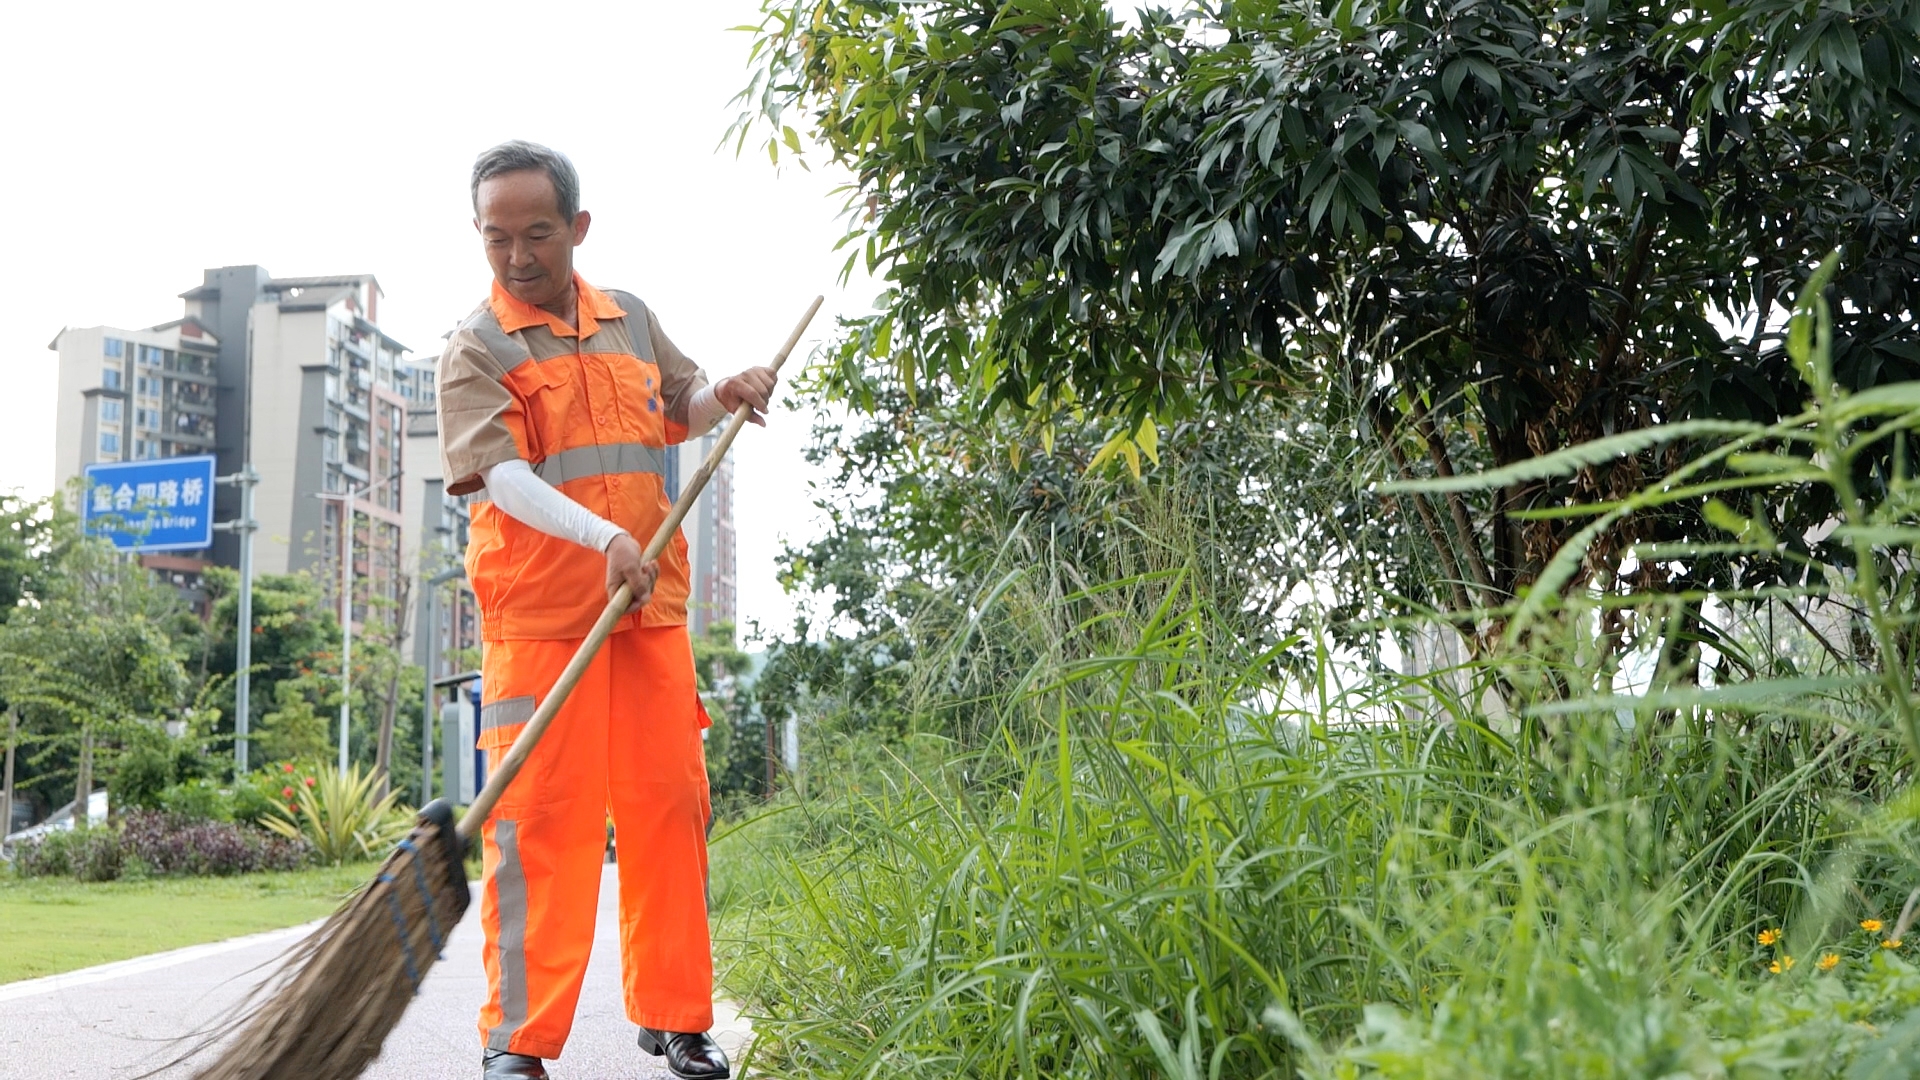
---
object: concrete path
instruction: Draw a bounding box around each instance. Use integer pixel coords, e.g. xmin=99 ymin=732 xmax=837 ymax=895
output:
xmin=0 ymin=864 xmax=750 ymax=1079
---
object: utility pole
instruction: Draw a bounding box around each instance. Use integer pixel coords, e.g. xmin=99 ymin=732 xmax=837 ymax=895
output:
xmin=214 ymin=467 xmax=259 ymax=774
xmin=421 ymin=564 xmax=467 ymax=806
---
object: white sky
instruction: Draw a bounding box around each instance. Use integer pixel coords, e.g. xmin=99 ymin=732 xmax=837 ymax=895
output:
xmin=1 ymin=0 xmax=865 ymax=643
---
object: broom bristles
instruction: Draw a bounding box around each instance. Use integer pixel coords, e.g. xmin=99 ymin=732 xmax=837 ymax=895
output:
xmin=187 ymin=800 xmax=470 ymax=1080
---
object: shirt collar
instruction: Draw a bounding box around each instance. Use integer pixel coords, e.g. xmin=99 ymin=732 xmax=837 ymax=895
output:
xmin=488 ymin=273 xmax=627 ymax=339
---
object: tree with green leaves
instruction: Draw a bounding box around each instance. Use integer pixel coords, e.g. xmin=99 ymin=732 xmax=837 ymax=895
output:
xmin=0 ymin=510 xmax=194 ymax=819
xmin=740 ymin=0 xmax=1920 ymax=636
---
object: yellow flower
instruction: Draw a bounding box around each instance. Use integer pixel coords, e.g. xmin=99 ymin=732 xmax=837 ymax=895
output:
xmin=1884 ymin=938 xmax=1904 ymax=950
xmin=1818 ymin=953 xmax=1840 ymax=971
xmin=1769 ymin=955 xmax=1795 ymax=973
xmin=1758 ymin=928 xmax=1782 ymax=946
xmin=1862 ymin=919 xmax=1884 ymax=934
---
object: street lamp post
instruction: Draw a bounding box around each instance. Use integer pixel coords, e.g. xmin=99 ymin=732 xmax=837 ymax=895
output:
xmin=317 ymin=471 xmax=400 ymax=776
xmin=421 ymin=564 xmax=467 ymax=806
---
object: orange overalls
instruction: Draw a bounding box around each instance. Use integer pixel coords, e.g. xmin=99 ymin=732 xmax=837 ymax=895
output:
xmin=436 ymin=275 xmax=714 ymax=1058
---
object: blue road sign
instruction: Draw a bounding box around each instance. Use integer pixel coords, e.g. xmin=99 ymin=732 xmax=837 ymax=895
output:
xmin=82 ymin=455 xmax=217 ymax=553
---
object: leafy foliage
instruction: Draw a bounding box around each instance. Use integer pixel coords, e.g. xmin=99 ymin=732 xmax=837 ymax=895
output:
xmin=13 ymin=827 xmax=124 ymax=882
xmin=0 ymin=506 xmax=196 ymax=819
xmin=739 ymin=0 xmax=1920 ymax=612
xmin=118 ymin=810 xmax=310 ymax=877
xmin=261 ymin=763 xmax=406 ymax=866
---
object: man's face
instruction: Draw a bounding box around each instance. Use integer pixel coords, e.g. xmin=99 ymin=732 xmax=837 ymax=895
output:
xmin=474 ymin=169 xmax=591 ymax=310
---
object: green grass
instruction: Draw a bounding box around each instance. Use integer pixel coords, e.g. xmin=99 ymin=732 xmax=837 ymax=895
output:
xmin=708 ymin=271 xmax=1920 ymax=1077
xmin=0 ymin=863 xmax=374 ymax=985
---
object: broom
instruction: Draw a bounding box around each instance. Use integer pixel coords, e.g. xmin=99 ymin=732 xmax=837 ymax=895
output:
xmin=190 ymin=296 xmax=825 ymax=1080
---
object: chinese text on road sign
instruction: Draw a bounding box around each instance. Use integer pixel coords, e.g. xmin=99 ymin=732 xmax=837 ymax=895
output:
xmin=82 ymin=455 xmax=216 ymax=553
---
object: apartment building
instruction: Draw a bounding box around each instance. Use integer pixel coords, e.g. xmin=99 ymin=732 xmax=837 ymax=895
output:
xmin=52 ymin=320 xmax=221 ymax=484
xmin=668 ymin=433 xmax=738 ymax=638
xmin=52 ymin=266 xmax=477 ymax=660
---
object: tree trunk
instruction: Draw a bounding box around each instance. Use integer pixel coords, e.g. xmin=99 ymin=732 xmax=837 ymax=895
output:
xmin=764 ymin=712 xmax=777 ymax=800
xmin=3 ymin=708 xmax=16 ymax=837
xmin=74 ymin=726 xmax=93 ymax=826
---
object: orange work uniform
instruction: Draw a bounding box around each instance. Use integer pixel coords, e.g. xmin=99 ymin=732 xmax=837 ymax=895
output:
xmin=437 ymin=275 xmax=716 ymax=1058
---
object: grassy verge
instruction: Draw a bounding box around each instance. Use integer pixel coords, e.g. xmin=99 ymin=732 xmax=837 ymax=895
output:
xmin=0 ymin=863 xmax=373 ymax=985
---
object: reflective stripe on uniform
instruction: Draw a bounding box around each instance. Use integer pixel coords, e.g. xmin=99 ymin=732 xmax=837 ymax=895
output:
xmin=481 ymin=695 xmax=536 ymax=734
xmin=603 ymin=290 xmax=655 ymax=362
xmin=466 ymin=308 xmax=533 ymax=370
xmin=462 ymin=439 xmax=667 ymax=505
xmin=487 ymin=818 xmax=531 ymax=1051
xmin=531 ymin=442 xmax=666 ymax=485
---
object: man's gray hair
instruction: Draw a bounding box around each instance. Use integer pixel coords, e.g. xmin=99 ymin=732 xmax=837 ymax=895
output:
xmin=471 ymin=140 xmax=581 ymax=222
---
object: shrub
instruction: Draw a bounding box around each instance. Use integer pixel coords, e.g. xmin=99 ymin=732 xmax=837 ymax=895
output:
xmin=17 ymin=827 xmax=124 ymax=882
xmin=110 ymin=743 xmax=175 ymax=812
xmin=156 ymin=778 xmax=231 ymax=822
xmin=12 ymin=829 xmax=77 ymax=877
xmin=262 ymin=763 xmax=408 ymax=865
xmin=119 ymin=811 xmax=310 ymax=876
xmin=226 ymin=777 xmax=280 ymax=827
xmin=70 ymin=828 xmax=123 ymax=882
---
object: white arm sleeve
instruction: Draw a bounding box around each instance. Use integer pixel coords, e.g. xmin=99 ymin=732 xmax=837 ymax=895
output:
xmin=480 ymin=459 xmax=627 ymax=552
xmin=686 ymin=382 xmax=729 ymax=437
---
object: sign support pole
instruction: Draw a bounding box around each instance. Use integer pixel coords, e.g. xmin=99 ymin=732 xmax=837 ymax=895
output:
xmin=216 ymin=467 xmax=259 ymax=775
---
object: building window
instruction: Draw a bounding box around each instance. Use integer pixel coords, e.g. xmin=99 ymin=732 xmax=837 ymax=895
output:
xmin=104 ymin=338 xmax=125 ymax=359
xmin=103 ymin=367 xmax=123 ymax=390
xmin=100 ymin=399 xmax=122 ymax=423
xmin=100 ymin=432 xmax=120 ymax=456
xmin=137 ymin=407 xmax=162 ymax=429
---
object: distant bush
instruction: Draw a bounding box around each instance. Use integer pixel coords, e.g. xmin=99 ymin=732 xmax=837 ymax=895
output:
xmin=11 ymin=813 xmax=310 ymax=881
xmin=226 ymin=778 xmax=280 ymax=827
xmin=120 ymin=811 xmax=310 ymax=876
xmin=144 ymin=775 xmax=287 ymax=829
xmin=110 ymin=728 xmax=213 ymax=814
xmin=111 ymin=745 xmax=175 ymax=812
xmin=156 ymin=778 xmax=230 ymax=822
xmin=15 ymin=827 xmax=122 ymax=881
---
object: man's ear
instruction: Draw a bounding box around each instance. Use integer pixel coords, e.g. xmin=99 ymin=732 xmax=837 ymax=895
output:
xmin=472 ymin=218 xmax=482 ymax=234
xmin=571 ymin=209 xmax=592 ymax=246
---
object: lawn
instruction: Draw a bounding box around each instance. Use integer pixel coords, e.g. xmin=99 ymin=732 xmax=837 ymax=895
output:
xmin=0 ymin=864 xmax=374 ymax=985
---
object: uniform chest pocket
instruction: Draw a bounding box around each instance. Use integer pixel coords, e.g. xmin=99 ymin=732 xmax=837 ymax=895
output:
xmin=606 ymin=353 xmax=668 ymax=445
xmin=506 ymin=358 xmax=583 ymax=460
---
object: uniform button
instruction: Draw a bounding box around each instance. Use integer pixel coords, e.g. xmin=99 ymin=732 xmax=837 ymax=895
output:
xmin=595 ymin=414 xmax=608 ymax=426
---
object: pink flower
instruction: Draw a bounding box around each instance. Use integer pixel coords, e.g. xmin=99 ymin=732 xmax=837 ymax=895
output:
xmin=303 ymin=777 xmax=315 ymax=788
xmin=282 ymin=786 xmax=295 ymax=799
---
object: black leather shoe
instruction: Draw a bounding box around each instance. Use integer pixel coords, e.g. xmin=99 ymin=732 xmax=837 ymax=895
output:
xmin=481 ymin=1048 xmax=548 ymax=1079
xmin=638 ymin=1027 xmax=730 ymax=1079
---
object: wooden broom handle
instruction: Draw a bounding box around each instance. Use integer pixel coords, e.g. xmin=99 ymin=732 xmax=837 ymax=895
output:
xmin=457 ymin=296 xmax=825 ymax=839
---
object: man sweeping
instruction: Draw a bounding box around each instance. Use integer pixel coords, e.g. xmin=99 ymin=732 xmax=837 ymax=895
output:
xmin=437 ymin=140 xmax=775 ymax=1080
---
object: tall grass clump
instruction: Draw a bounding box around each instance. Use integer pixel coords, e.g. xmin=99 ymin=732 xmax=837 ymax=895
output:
xmin=716 ymin=258 xmax=1920 ymax=1077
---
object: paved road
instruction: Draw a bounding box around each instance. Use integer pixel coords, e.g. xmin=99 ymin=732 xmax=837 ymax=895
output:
xmin=0 ymin=864 xmax=750 ymax=1079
